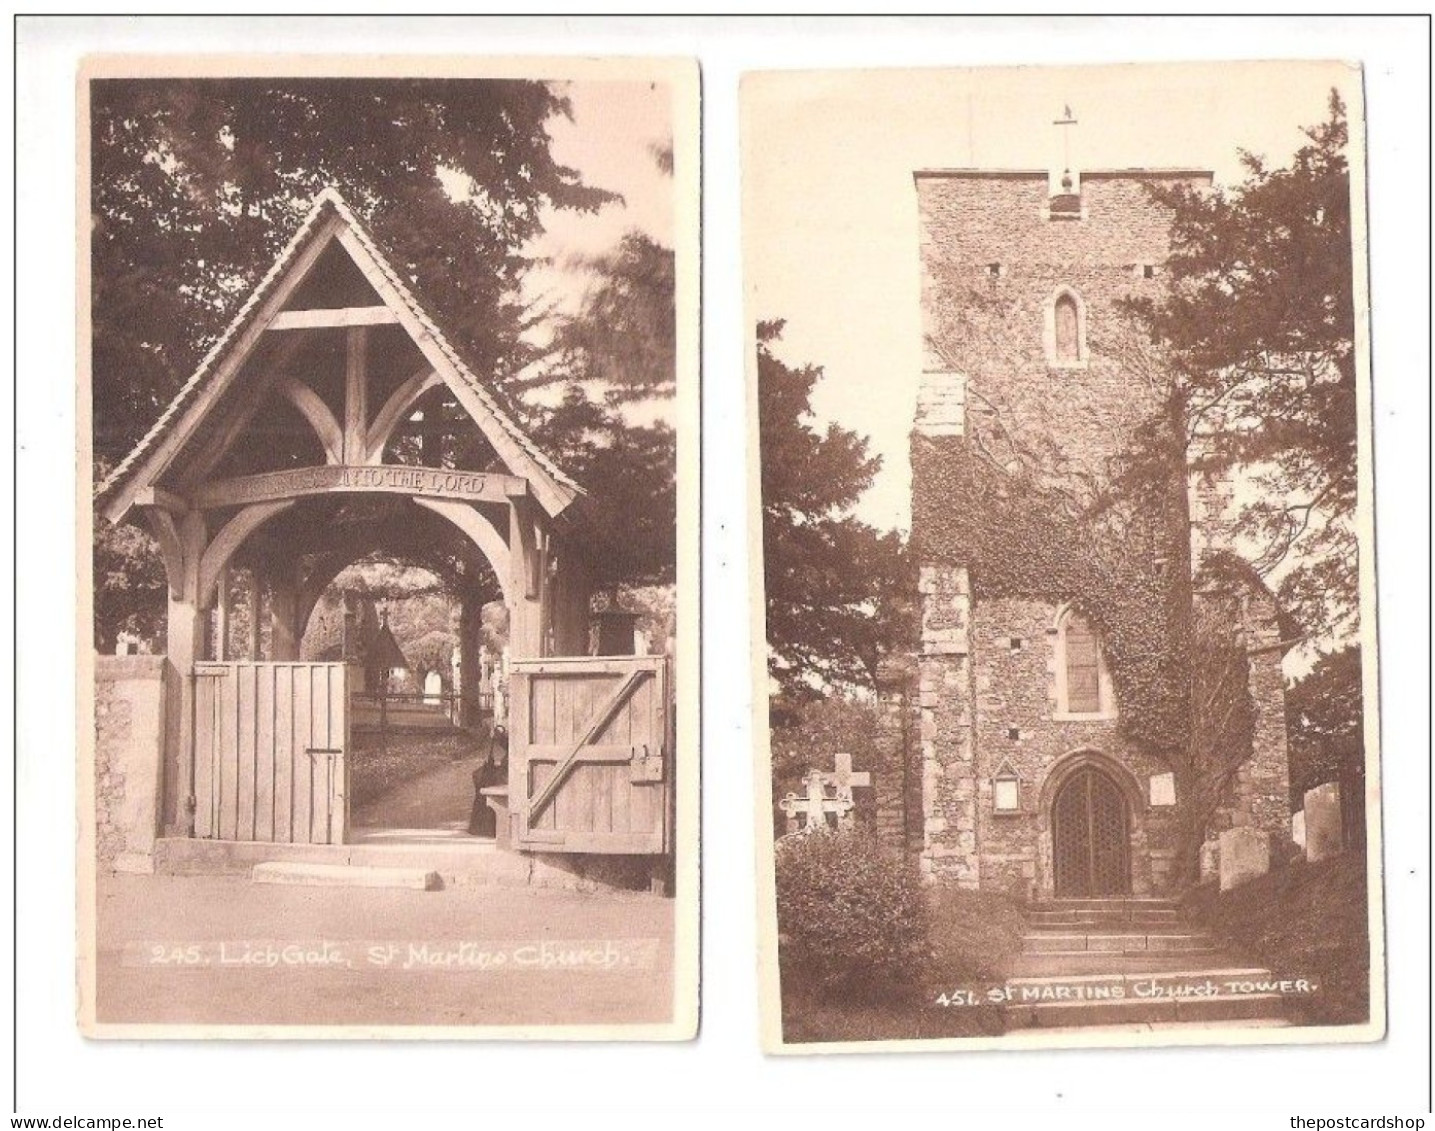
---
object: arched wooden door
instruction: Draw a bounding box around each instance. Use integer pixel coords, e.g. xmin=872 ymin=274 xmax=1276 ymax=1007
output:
xmin=1052 ymin=765 xmax=1131 ymax=897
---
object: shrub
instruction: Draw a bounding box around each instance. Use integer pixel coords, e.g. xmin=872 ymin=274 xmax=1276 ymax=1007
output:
xmin=775 ymin=829 xmax=929 ymax=1002
xmin=926 ymin=887 xmax=1027 ymax=980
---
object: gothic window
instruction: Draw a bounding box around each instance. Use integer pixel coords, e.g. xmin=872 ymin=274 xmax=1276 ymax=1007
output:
xmin=1055 ymin=606 xmax=1114 ymax=718
xmin=1055 ymin=294 xmax=1080 ymax=362
xmin=1045 ymin=287 xmax=1087 ymax=368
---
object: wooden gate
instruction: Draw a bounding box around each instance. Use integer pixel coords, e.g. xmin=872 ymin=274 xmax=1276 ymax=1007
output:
xmin=193 ymin=661 xmax=350 ymax=844
xmin=508 ymin=656 xmax=672 ymax=854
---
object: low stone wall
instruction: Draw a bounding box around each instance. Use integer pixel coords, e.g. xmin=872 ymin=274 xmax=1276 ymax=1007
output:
xmin=95 ymin=654 xmax=166 ymax=873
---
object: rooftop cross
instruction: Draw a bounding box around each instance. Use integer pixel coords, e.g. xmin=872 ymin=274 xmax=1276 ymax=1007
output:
xmin=1053 ymin=105 xmax=1079 ymax=186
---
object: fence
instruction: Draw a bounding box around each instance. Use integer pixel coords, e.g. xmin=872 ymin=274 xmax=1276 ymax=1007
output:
xmin=351 ymin=686 xmax=494 ymax=732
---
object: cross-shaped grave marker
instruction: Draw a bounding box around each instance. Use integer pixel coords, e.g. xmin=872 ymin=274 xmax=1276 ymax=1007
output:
xmin=778 ymin=753 xmax=872 ymax=835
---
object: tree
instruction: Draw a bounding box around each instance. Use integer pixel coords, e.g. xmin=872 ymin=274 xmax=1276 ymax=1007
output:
xmin=758 ymin=321 xmax=914 ymax=701
xmin=521 ymin=149 xmax=680 ymax=596
xmin=537 ymin=232 xmax=676 ymax=403
xmin=92 ymin=510 xmax=167 ymax=653
xmin=538 ymin=388 xmax=677 ymax=596
xmin=1129 ymin=91 xmax=1357 ymax=640
xmin=1286 ymin=644 xmax=1365 ymax=799
xmin=90 ymin=77 xmax=616 ymax=466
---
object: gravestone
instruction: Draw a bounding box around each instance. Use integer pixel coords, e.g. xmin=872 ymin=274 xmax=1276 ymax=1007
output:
xmin=779 ymin=769 xmax=853 ymax=834
xmin=824 ymin=752 xmax=871 ymax=809
xmin=777 ymin=753 xmax=875 ymax=835
xmin=1219 ymin=826 xmax=1270 ymax=892
xmin=423 ymin=670 xmax=443 ymax=705
xmin=1303 ymin=782 xmax=1344 ymax=862
xmin=1199 ymin=838 xmax=1220 ymax=883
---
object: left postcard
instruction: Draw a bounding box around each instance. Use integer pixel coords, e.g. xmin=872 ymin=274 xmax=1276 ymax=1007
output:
xmin=77 ymin=54 xmax=700 ymax=1039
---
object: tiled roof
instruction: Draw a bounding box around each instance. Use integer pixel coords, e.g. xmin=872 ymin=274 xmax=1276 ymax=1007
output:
xmin=98 ymin=186 xmax=580 ymax=509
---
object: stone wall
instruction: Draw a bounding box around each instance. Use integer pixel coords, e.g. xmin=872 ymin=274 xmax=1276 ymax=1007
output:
xmin=872 ymin=656 xmax=921 ymax=854
xmin=968 ymin=597 xmax=1180 ymax=900
xmin=915 ymin=171 xmax=1210 ymax=484
xmin=915 ymin=564 xmax=980 ymax=886
xmin=95 ymin=654 xmax=166 ymax=873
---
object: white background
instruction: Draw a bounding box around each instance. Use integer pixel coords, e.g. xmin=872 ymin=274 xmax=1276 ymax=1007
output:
xmin=9 ymin=13 xmax=1431 ymax=1127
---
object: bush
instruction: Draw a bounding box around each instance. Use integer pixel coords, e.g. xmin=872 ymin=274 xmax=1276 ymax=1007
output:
xmin=775 ymin=829 xmax=929 ymax=1002
xmin=926 ymin=887 xmax=1027 ymax=980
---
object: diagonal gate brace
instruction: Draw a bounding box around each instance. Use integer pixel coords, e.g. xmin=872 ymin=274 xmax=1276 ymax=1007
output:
xmin=526 ymin=669 xmax=650 ymax=824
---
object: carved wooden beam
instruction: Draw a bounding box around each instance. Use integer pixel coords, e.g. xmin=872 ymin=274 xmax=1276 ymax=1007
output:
xmin=343 ymin=326 xmax=369 ymax=465
xmin=413 ymin=497 xmax=514 ymax=606
xmin=365 ymin=366 xmax=442 ymax=463
xmin=267 ymin=305 xmax=399 ymax=331
xmin=275 ymin=376 xmax=344 ymax=464
xmin=197 ymin=500 xmax=296 ymax=609
xmin=135 ymin=486 xmax=190 ymax=515
xmin=191 ymin=464 xmax=527 ymax=511
xmin=178 ymin=330 xmax=312 ymax=489
xmin=143 ymin=508 xmax=187 ymax=601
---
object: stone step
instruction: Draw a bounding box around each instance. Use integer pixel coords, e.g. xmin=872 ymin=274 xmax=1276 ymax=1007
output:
xmin=1027 ymin=909 xmax=1183 ymax=927
xmin=1005 ymin=967 xmax=1273 ymax=993
xmin=1031 ymin=898 xmax=1182 ymax=911
xmin=1040 ymin=1018 xmax=1294 ymax=1033
xmin=1007 ymin=952 xmax=1240 ymax=977
xmin=1025 ymin=920 xmax=1196 ymax=936
xmin=252 ymin=861 xmax=442 ymax=891
xmin=1005 ymin=992 xmax=1287 ymax=1029
xmin=156 ymin=836 xmax=555 ymax=889
xmin=1022 ymin=932 xmax=1215 ymax=954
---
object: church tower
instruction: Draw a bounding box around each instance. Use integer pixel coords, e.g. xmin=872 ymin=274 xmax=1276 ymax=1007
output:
xmin=904 ymin=127 xmax=1289 ymax=900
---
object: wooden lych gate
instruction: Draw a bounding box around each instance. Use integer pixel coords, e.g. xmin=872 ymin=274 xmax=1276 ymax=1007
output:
xmin=97 ymin=187 xmax=674 ymax=863
xmin=193 ymin=661 xmax=349 ymax=845
xmin=509 ymin=656 xmax=672 ymax=854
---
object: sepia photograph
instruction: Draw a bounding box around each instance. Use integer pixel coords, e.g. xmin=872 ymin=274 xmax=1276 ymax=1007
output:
xmin=78 ymin=54 xmax=699 ymax=1038
xmin=745 ymin=60 xmax=1383 ymax=1053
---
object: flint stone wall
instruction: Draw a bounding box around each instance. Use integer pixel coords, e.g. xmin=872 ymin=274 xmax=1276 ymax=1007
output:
xmin=95 ymin=654 xmax=166 ymax=873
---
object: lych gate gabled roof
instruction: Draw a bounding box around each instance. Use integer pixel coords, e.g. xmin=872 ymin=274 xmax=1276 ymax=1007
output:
xmin=98 ymin=186 xmax=582 ymax=522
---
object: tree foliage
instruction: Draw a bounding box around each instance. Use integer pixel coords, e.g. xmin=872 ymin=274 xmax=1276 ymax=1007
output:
xmin=539 ymin=232 xmax=676 ymax=403
xmin=92 ymin=507 xmax=167 ymax=653
xmin=1128 ymin=91 xmax=1357 ymax=639
xmin=538 ymin=389 xmax=677 ymax=595
xmin=1286 ymin=644 xmax=1364 ymax=799
xmin=759 ymin=321 xmax=915 ymax=700
xmin=769 ymin=696 xmax=883 ymax=807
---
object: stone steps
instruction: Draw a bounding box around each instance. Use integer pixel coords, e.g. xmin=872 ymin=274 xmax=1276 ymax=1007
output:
xmin=1006 ymin=951 xmax=1241 ymax=977
xmin=153 ymin=835 xmax=594 ymax=891
xmin=1000 ymin=898 xmax=1288 ymax=1030
xmin=1022 ymin=930 xmax=1214 ymax=954
xmin=1034 ymin=898 xmax=1181 ymax=911
xmin=1027 ymin=909 xmax=1183 ymax=928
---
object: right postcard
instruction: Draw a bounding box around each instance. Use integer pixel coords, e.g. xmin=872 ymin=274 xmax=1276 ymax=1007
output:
xmin=744 ymin=60 xmax=1385 ymax=1054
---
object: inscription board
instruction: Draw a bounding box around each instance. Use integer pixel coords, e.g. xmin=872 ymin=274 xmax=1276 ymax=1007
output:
xmin=194 ymin=464 xmax=524 ymax=509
